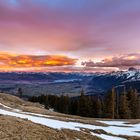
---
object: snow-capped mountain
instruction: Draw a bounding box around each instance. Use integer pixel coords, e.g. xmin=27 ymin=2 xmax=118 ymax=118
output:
xmin=110 ymin=69 xmax=140 ymax=81
xmin=86 ymin=68 xmax=140 ymax=95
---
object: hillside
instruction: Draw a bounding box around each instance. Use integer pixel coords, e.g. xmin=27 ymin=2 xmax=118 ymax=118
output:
xmin=0 ymin=93 xmax=140 ymax=140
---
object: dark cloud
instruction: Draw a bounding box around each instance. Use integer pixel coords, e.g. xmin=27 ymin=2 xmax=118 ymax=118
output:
xmin=82 ymin=53 xmax=140 ymax=70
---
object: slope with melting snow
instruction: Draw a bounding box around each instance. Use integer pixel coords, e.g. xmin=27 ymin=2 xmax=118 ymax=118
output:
xmin=0 ymin=103 xmax=140 ymax=140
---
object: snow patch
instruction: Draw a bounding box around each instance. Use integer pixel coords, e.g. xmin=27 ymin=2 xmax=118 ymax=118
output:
xmin=91 ymin=132 xmax=127 ymax=140
xmin=53 ymin=79 xmax=81 ymax=83
xmin=0 ymin=103 xmax=140 ymax=138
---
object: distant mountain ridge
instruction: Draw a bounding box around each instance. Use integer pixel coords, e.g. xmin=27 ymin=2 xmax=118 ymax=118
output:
xmin=0 ymin=69 xmax=140 ymax=96
xmin=86 ymin=68 xmax=140 ymax=95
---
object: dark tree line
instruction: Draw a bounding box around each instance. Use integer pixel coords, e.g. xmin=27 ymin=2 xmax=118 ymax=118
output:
xmin=29 ymin=88 xmax=140 ymax=119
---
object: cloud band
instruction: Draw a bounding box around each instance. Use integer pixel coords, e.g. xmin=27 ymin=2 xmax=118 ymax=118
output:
xmin=0 ymin=53 xmax=77 ymax=69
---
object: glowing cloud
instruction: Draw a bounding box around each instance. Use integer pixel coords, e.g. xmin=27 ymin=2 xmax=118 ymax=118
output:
xmin=0 ymin=53 xmax=77 ymax=71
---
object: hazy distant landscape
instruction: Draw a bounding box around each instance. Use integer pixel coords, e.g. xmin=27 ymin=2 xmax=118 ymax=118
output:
xmin=1 ymin=68 xmax=140 ymax=98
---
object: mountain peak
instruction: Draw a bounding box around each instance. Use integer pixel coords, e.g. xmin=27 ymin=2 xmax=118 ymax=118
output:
xmin=128 ymin=67 xmax=137 ymax=71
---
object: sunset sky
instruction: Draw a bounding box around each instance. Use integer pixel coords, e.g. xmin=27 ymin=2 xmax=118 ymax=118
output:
xmin=0 ymin=0 xmax=140 ymax=72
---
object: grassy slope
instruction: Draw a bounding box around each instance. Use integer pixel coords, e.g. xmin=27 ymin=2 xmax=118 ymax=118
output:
xmin=0 ymin=93 xmax=140 ymax=140
xmin=0 ymin=93 xmax=101 ymax=140
xmin=0 ymin=115 xmax=102 ymax=140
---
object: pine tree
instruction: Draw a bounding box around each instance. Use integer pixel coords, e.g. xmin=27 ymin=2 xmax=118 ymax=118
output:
xmin=127 ymin=89 xmax=139 ymax=118
xmin=85 ymin=96 xmax=93 ymax=117
xmin=70 ymin=100 xmax=78 ymax=115
xmin=53 ymin=95 xmax=59 ymax=111
xmin=63 ymin=95 xmax=70 ymax=114
xmin=94 ymin=97 xmax=102 ymax=118
xmin=119 ymin=91 xmax=131 ymax=119
xmin=104 ymin=88 xmax=116 ymax=119
xmin=137 ymin=96 xmax=140 ymax=118
xmin=78 ymin=89 xmax=90 ymax=117
xmin=45 ymin=95 xmax=49 ymax=109
xmin=111 ymin=87 xmax=115 ymax=119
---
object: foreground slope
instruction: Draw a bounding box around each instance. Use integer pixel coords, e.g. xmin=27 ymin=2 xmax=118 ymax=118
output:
xmin=0 ymin=93 xmax=140 ymax=140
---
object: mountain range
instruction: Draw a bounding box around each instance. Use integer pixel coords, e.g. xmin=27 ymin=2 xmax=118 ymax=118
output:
xmin=0 ymin=68 xmax=139 ymax=97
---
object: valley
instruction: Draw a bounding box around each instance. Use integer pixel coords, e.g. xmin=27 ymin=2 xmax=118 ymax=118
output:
xmin=0 ymin=69 xmax=140 ymax=98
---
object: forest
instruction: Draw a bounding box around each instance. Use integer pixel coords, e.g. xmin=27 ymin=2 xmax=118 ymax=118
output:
xmin=29 ymin=88 xmax=140 ymax=119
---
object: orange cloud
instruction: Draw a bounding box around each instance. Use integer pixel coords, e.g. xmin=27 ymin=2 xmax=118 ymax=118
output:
xmin=0 ymin=53 xmax=77 ymax=71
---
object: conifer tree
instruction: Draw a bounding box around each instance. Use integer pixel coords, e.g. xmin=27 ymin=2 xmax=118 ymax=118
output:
xmin=45 ymin=95 xmax=49 ymax=109
xmin=85 ymin=96 xmax=93 ymax=117
xmin=70 ymin=100 xmax=78 ymax=115
xmin=104 ymin=88 xmax=116 ymax=119
xmin=127 ymin=89 xmax=139 ymax=118
xmin=137 ymin=96 xmax=140 ymax=118
xmin=119 ymin=91 xmax=131 ymax=119
xmin=78 ymin=89 xmax=89 ymax=117
xmin=111 ymin=87 xmax=116 ymax=119
xmin=63 ymin=95 xmax=70 ymax=114
xmin=94 ymin=97 xmax=102 ymax=118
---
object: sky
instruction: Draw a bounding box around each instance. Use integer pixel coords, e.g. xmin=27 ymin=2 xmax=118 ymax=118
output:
xmin=0 ymin=0 xmax=140 ymax=72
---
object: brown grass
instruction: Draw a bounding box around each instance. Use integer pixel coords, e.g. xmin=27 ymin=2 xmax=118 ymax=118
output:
xmin=0 ymin=115 xmax=102 ymax=140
